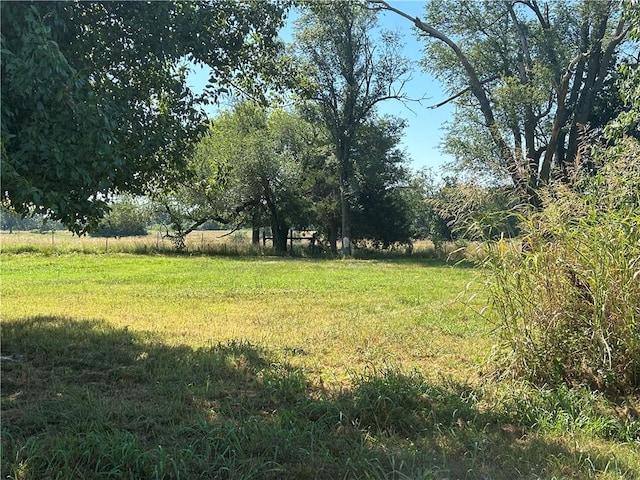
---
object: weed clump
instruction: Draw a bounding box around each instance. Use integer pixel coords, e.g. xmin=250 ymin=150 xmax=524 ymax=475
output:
xmin=485 ymin=138 xmax=640 ymax=395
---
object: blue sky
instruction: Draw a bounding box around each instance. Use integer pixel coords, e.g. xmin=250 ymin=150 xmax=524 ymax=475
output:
xmin=187 ymin=1 xmax=454 ymax=172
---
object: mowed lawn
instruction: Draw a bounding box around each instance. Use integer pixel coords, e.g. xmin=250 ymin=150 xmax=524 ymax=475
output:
xmin=2 ymin=251 xmax=638 ymax=479
xmin=1 ymin=253 xmax=487 ymax=383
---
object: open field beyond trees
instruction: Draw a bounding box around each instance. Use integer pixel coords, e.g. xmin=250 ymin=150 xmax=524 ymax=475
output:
xmin=1 ymin=237 xmax=639 ymax=479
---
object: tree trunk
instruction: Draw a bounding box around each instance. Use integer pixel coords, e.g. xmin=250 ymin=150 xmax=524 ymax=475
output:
xmin=373 ymin=0 xmax=629 ymax=208
xmin=272 ymin=222 xmax=289 ymax=253
xmin=340 ymin=182 xmax=351 ymax=256
xmin=328 ymin=219 xmax=338 ymax=254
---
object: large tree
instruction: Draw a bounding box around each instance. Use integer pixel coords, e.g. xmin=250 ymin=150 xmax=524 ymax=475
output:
xmin=159 ymin=102 xmax=415 ymax=253
xmin=158 ymin=103 xmax=316 ymax=253
xmin=349 ymin=116 xmax=415 ymax=247
xmin=293 ymin=1 xmax=411 ymax=254
xmin=371 ymin=0 xmax=633 ymax=205
xmin=1 ymin=1 xmax=288 ymax=234
xmin=606 ymin=0 xmax=640 ymax=141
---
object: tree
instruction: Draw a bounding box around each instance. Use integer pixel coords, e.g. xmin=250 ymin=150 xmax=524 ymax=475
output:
xmin=90 ymin=198 xmax=151 ymax=238
xmin=158 ymin=103 xmax=316 ymax=253
xmin=401 ymin=168 xmax=453 ymax=244
xmin=430 ymin=177 xmax=521 ymax=240
xmin=349 ymin=117 xmax=415 ymax=247
xmin=371 ymin=0 xmax=633 ymax=206
xmin=294 ymin=113 xmax=341 ymax=253
xmin=0 ymin=207 xmax=19 ymax=233
xmin=606 ymin=0 xmax=640 ymax=141
xmin=294 ymin=1 xmax=411 ymax=254
xmin=1 ymin=1 xmax=288 ymax=234
xmin=220 ymin=104 xmax=311 ymax=253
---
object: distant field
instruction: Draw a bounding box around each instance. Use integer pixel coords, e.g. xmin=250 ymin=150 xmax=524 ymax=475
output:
xmin=0 ymin=229 xmax=453 ymax=258
xmin=0 ymin=229 xmax=255 ymax=253
xmin=2 ymin=246 xmax=638 ymax=479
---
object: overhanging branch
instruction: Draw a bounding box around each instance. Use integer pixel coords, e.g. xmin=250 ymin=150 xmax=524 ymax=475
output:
xmin=368 ymin=0 xmax=513 ymax=175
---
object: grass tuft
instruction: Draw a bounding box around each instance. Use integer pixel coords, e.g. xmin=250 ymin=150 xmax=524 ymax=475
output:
xmin=482 ymin=149 xmax=640 ymax=396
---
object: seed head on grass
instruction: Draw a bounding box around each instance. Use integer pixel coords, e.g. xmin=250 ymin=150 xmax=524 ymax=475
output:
xmin=484 ymin=140 xmax=640 ymax=396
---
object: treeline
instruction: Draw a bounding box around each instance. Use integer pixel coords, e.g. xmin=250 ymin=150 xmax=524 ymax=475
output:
xmin=1 ymin=172 xmax=518 ymax=249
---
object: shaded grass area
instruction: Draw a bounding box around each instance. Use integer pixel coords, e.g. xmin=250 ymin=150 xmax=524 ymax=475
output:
xmin=3 ymin=316 xmax=638 ymax=480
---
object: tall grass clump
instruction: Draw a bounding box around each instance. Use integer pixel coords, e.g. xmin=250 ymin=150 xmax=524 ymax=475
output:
xmin=485 ymin=138 xmax=640 ymax=395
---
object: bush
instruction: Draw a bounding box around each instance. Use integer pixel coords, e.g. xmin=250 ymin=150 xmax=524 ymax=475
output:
xmin=90 ymin=200 xmax=149 ymax=237
xmin=484 ymin=137 xmax=640 ymax=395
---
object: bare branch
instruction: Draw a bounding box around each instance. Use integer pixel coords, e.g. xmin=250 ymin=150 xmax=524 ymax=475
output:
xmin=514 ymin=0 xmax=550 ymax=29
xmin=508 ymin=1 xmax=532 ymax=69
xmin=427 ymin=74 xmax=500 ymax=109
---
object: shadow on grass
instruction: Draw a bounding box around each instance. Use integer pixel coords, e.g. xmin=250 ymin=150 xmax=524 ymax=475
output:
xmin=2 ymin=316 xmax=636 ymax=479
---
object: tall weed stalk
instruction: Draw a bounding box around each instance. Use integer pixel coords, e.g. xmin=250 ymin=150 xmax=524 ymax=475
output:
xmin=484 ymin=138 xmax=640 ymax=395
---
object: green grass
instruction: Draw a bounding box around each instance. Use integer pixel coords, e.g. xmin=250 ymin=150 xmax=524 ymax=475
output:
xmin=1 ymin=249 xmax=638 ymax=479
xmin=1 ymin=252 xmax=485 ymax=382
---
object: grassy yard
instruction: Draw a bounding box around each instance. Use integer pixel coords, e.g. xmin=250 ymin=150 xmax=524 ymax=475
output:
xmin=1 ymin=243 xmax=638 ymax=478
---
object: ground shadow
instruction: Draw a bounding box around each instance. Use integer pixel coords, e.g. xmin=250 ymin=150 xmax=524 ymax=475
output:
xmin=2 ymin=316 xmax=636 ymax=479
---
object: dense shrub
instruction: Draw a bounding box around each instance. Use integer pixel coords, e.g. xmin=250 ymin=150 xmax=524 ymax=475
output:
xmin=485 ymin=137 xmax=640 ymax=395
xmin=90 ymin=200 xmax=150 ymax=237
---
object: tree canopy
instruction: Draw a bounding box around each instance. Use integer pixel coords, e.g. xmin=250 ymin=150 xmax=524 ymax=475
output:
xmin=157 ymin=102 xmax=319 ymax=252
xmin=1 ymin=1 xmax=288 ymax=233
xmin=372 ymin=0 xmax=634 ymax=205
xmin=158 ymin=99 xmax=416 ymax=253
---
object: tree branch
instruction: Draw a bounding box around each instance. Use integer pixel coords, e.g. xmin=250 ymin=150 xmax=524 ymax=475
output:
xmin=517 ymin=0 xmax=550 ymax=30
xmin=427 ymin=74 xmax=500 ymax=109
xmin=508 ymin=2 xmax=532 ymax=70
xmin=368 ymin=1 xmax=513 ymax=173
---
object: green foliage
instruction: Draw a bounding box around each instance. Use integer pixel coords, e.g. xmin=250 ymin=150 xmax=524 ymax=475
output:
xmin=413 ymin=0 xmax=632 ymax=196
xmin=158 ymin=102 xmax=318 ymax=252
xmin=347 ymin=368 xmax=480 ymax=438
xmin=294 ymin=2 xmax=411 ymax=253
xmin=160 ymin=101 xmax=418 ymax=253
xmin=90 ymin=199 xmax=150 ymax=238
xmin=428 ymin=178 xmax=521 ymax=241
xmin=605 ymin=0 xmax=640 ymax=140
xmin=1 ymin=1 xmax=288 ymax=234
xmin=1 ymin=3 xmax=118 ymax=231
xmin=349 ymin=117 xmax=415 ymax=248
xmin=484 ymin=137 xmax=640 ymax=395
xmin=400 ymin=168 xmax=452 ymax=243
xmin=0 ymin=208 xmax=54 ymax=233
xmin=497 ymin=383 xmax=640 ymax=443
